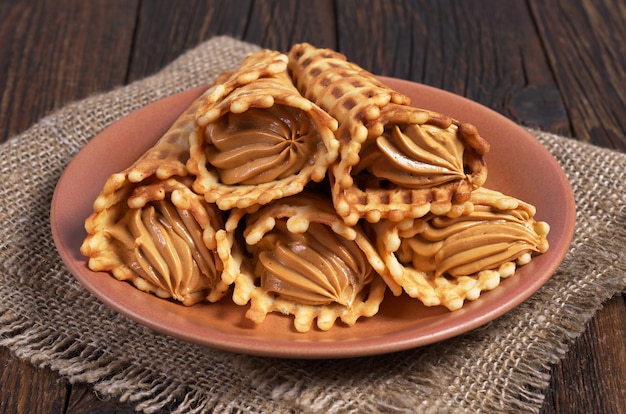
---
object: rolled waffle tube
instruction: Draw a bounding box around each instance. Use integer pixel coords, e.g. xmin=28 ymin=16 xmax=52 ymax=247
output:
xmin=81 ymin=90 xmax=230 ymax=305
xmin=369 ymin=187 xmax=550 ymax=310
xmin=219 ymin=192 xmax=389 ymax=332
xmin=288 ymin=43 xmax=490 ymax=225
xmin=187 ymin=49 xmax=340 ymax=211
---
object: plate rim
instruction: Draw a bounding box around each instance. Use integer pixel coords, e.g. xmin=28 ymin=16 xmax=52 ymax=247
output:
xmin=50 ymin=77 xmax=576 ymax=359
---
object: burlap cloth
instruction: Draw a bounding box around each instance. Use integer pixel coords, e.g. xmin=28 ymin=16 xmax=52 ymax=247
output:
xmin=1 ymin=36 xmax=624 ymax=414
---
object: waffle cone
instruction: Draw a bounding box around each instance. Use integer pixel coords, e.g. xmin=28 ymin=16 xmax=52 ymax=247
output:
xmin=288 ymin=43 xmax=490 ymax=225
xmin=187 ymin=49 xmax=339 ymax=211
xmin=369 ymin=187 xmax=550 ymax=310
xmin=219 ymin=193 xmax=389 ymax=332
xmin=81 ymin=91 xmax=231 ymax=305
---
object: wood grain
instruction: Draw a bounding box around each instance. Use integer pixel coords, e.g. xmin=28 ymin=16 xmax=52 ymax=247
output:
xmin=0 ymin=347 xmax=68 ymax=413
xmin=541 ymin=295 xmax=626 ymax=414
xmin=127 ymin=0 xmax=251 ymax=82
xmin=127 ymin=0 xmax=336 ymax=82
xmin=530 ymin=0 xmax=626 ymax=148
xmin=0 ymin=1 xmax=624 ymax=413
xmin=0 ymin=0 xmax=137 ymax=142
xmin=243 ymin=0 xmax=336 ymax=51
xmin=336 ymin=0 xmax=573 ymax=136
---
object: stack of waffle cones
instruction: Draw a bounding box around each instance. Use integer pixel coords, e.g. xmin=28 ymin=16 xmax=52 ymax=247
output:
xmin=80 ymin=44 xmax=549 ymax=332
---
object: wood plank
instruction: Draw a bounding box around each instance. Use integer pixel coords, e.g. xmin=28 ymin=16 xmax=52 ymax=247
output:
xmin=529 ymin=0 xmax=626 ymax=149
xmin=541 ymin=294 xmax=626 ymax=414
xmin=128 ymin=0 xmax=336 ymax=82
xmin=126 ymin=0 xmax=252 ymax=82
xmin=0 ymin=347 xmax=68 ymax=414
xmin=0 ymin=0 xmax=138 ymax=143
xmin=244 ymin=0 xmax=336 ymax=51
xmin=336 ymin=0 xmax=572 ymax=136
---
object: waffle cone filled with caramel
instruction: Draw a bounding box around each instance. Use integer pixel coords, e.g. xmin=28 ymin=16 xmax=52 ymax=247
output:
xmin=81 ymin=45 xmax=549 ymax=332
xmin=369 ymin=188 xmax=550 ymax=310
xmin=221 ymin=193 xmax=388 ymax=332
xmin=288 ymin=42 xmax=490 ymax=226
xmin=80 ymin=91 xmax=230 ymax=305
xmin=187 ymin=49 xmax=339 ymax=210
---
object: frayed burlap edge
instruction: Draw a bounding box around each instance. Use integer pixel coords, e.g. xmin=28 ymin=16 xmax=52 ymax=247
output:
xmin=1 ymin=36 xmax=625 ymax=414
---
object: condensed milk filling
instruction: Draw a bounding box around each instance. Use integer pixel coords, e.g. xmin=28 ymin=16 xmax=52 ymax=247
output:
xmin=249 ymin=220 xmax=373 ymax=307
xmin=104 ymin=178 xmax=225 ymax=303
xmin=204 ymin=105 xmax=320 ymax=185
xmin=396 ymin=195 xmax=550 ymax=278
xmin=355 ymin=123 xmax=467 ymax=189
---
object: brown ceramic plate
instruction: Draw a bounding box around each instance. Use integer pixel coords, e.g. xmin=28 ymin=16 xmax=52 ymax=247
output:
xmin=51 ymin=77 xmax=575 ymax=359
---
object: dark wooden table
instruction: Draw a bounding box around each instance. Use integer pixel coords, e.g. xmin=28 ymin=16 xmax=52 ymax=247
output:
xmin=1 ymin=1 xmax=624 ymax=413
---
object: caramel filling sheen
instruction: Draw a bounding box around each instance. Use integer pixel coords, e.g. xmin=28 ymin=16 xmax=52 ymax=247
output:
xmin=252 ymin=221 xmax=373 ymax=306
xmin=205 ymin=105 xmax=321 ymax=185
xmin=356 ymin=123 xmax=467 ymax=188
xmin=398 ymin=206 xmax=544 ymax=277
xmin=107 ymin=200 xmax=220 ymax=300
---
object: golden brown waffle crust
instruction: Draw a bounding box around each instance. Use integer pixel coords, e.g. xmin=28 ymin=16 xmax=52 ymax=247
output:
xmin=288 ymin=43 xmax=490 ymax=226
xmin=187 ymin=49 xmax=340 ymax=211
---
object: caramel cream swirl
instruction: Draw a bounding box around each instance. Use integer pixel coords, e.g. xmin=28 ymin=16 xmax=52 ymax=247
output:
xmin=106 ymin=191 xmax=223 ymax=304
xmin=204 ymin=105 xmax=321 ymax=185
xmin=356 ymin=123 xmax=467 ymax=188
xmin=397 ymin=203 xmax=549 ymax=278
xmin=251 ymin=220 xmax=373 ymax=307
